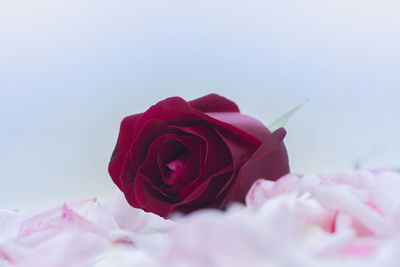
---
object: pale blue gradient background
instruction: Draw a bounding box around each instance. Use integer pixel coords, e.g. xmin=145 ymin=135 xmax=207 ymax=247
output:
xmin=1 ymin=1 xmax=400 ymax=209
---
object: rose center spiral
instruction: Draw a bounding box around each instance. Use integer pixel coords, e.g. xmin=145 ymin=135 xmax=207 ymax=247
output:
xmin=165 ymin=150 xmax=191 ymax=186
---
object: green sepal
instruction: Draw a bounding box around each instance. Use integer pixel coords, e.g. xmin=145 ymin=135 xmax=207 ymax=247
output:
xmin=268 ymin=99 xmax=308 ymax=132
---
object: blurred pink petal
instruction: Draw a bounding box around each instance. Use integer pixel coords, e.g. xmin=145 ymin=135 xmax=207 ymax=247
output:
xmin=0 ymin=194 xmax=160 ymax=266
xmin=103 ymin=190 xmax=172 ymax=234
xmin=162 ymin=170 xmax=400 ymax=267
xmin=3 ymin=170 xmax=400 ymax=266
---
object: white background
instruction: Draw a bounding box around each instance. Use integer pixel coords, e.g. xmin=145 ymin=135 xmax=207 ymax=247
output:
xmin=1 ymin=0 xmax=400 ymax=209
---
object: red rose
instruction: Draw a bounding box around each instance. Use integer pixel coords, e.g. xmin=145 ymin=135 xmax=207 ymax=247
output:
xmin=108 ymin=94 xmax=289 ymax=218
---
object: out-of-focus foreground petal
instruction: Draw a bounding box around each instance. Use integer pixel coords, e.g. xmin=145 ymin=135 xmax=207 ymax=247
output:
xmin=0 ymin=193 xmax=171 ymax=267
xmin=162 ymin=170 xmax=400 ymax=267
xmin=3 ymin=170 xmax=400 ymax=266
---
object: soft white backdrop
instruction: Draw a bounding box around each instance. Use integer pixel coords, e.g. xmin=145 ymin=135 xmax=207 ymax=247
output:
xmin=1 ymin=0 xmax=400 ymax=209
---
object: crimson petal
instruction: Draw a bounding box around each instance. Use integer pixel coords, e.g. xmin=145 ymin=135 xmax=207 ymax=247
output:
xmin=119 ymin=153 xmax=140 ymax=207
xmin=140 ymin=133 xmax=182 ymax=189
xmin=211 ymin=126 xmax=260 ymax=205
xmin=109 ymin=114 xmax=142 ymax=189
xmin=133 ymin=97 xmax=194 ymax=137
xmin=207 ymin=112 xmax=270 ymax=142
xmin=189 ymin=93 xmax=240 ymax=113
xmin=134 ymin=172 xmax=176 ymax=218
xmin=177 ymin=166 xmax=233 ymax=212
xmin=232 ymin=128 xmax=290 ymax=203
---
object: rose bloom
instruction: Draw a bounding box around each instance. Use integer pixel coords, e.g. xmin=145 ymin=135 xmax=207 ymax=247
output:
xmin=108 ymin=94 xmax=289 ymax=218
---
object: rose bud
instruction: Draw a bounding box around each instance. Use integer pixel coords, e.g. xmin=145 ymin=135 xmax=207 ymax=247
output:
xmin=108 ymin=94 xmax=289 ymax=218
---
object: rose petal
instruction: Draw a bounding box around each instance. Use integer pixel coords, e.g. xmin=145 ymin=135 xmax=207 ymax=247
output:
xmin=130 ymin=120 xmax=170 ymax=171
xmin=119 ymin=157 xmax=140 ymax=207
xmin=16 ymin=232 xmax=109 ymax=267
xmin=103 ymin=190 xmax=172 ymax=233
xmin=165 ymin=151 xmax=198 ymax=187
xmin=133 ymin=97 xmax=194 ymax=137
xmin=211 ymin=126 xmax=260 ymax=205
xmin=207 ymin=112 xmax=270 ymax=142
xmin=171 ymin=123 xmax=231 ymax=177
xmin=138 ymin=133 xmax=201 ymax=196
xmin=177 ymin=166 xmax=233 ymax=212
xmin=156 ymin=135 xmax=200 ymax=187
xmin=134 ymin=172 xmax=176 ymax=218
xmin=0 ymin=210 xmax=21 ymax=243
xmin=18 ymin=203 xmax=107 ymax=243
xmin=189 ymin=93 xmax=240 ymax=113
xmin=109 ymin=114 xmax=142 ymax=189
xmin=141 ymin=133 xmax=185 ymax=189
xmin=232 ymin=127 xmax=290 ymax=203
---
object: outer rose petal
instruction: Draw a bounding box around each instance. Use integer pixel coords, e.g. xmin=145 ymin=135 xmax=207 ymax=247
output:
xmin=232 ymin=128 xmax=290 ymax=202
xmin=134 ymin=171 xmax=176 ymax=218
xmin=211 ymin=127 xmax=260 ymax=205
xmin=109 ymin=114 xmax=142 ymax=189
xmin=189 ymin=93 xmax=240 ymax=113
xmin=133 ymin=97 xmax=194 ymax=137
xmin=207 ymin=112 xmax=270 ymax=142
